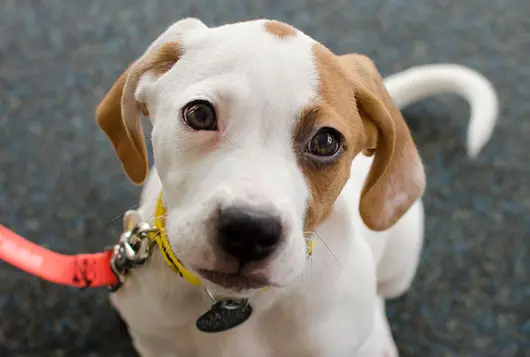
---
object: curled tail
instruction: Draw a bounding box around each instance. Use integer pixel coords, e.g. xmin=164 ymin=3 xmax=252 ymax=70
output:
xmin=383 ymin=64 xmax=500 ymax=157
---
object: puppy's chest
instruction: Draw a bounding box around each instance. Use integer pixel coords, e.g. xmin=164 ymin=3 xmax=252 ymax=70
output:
xmin=135 ymin=313 xmax=314 ymax=357
xmin=114 ymin=258 xmax=372 ymax=357
xmin=188 ymin=322 xmax=277 ymax=357
xmin=120 ymin=290 xmax=326 ymax=357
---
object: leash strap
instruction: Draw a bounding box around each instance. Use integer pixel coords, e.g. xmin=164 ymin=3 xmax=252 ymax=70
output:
xmin=0 ymin=194 xmax=202 ymax=289
xmin=0 ymin=224 xmax=117 ymax=288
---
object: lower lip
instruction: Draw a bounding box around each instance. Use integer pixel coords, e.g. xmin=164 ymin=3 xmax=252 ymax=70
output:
xmin=198 ymin=270 xmax=269 ymax=290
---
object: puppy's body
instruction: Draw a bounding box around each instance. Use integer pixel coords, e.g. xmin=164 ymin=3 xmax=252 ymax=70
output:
xmin=112 ymin=161 xmax=417 ymax=357
xmin=97 ymin=19 xmax=499 ymax=357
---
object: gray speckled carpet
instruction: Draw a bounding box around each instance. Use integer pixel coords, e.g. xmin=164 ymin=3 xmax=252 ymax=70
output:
xmin=0 ymin=1 xmax=528 ymax=356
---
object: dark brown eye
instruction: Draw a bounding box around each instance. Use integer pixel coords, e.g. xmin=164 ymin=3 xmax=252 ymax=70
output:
xmin=307 ymin=128 xmax=342 ymax=156
xmin=182 ymin=100 xmax=217 ymax=131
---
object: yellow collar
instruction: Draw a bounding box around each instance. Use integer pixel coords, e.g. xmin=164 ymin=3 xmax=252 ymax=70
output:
xmin=151 ymin=193 xmax=202 ymax=285
xmin=150 ymin=192 xmax=313 ymax=286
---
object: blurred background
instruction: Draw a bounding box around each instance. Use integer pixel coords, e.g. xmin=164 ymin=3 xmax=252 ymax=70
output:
xmin=0 ymin=1 xmax=528 ymax=356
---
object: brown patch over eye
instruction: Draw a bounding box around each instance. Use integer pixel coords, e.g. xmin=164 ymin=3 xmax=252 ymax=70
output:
xmin=293 ymin=105 xmax=355 ymax=232
xmin=264 ymin=20 xmax=297 ymax=39
xmin=294 ymin=44 xmax=372 ymax=232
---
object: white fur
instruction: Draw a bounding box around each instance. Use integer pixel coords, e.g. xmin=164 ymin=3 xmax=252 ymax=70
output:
xmin=108 ymin=19 xmax=499 ymax=357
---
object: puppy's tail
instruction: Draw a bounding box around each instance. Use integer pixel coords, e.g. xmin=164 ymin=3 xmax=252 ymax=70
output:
xmin=383 ymin=64 xmax=500 ymax=158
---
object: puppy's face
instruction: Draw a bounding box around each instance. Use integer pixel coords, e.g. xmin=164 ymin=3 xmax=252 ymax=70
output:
xmin=96 ymin=19 xmax=425 ymax=296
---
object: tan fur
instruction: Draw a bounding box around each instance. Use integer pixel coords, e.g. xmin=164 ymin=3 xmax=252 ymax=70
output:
xmin=307 ymin=45 xmax=426 ymax=232
xmin=96 ymin=42 xmax=182 ymax=184
xmin=296 ymin=45 xmax=362 ymax=232
xmin=264 ymin=20 xmax=297 ymax=39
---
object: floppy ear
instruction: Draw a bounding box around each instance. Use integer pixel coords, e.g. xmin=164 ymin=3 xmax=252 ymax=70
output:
xmin=95 ymin=18 xmax=207 ymax=184
xmin=95 ymin=42 xmax=182 ymax=184
xmin=339 ymin=54 xmax=426 ymax=232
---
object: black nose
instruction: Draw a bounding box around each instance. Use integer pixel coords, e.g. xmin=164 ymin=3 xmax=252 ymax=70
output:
xmin=217 ymin=205 xmax=283 ymax=265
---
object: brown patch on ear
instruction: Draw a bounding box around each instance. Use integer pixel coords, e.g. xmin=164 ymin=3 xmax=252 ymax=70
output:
xmin=96 ymin=71 xmax=147 ymax=183
xmin=338 ymin=53 xmax=426 ymax=231
xmin=96 ymin=42 xmax=182 ymax=184
xmin=264 ymin=20 xmax=297 ymax=39
xmin=146 ymin=42 xmax=182 ymax=75
xmin=302 ymin=45 xmax=425 ymax=233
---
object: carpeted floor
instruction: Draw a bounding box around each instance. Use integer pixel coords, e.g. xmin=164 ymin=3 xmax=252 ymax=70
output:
xmin=0 ymin=1 xmax=528 ymax=356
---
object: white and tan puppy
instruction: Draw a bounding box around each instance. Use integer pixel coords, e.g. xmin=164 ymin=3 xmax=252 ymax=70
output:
xmin=96 ymin=18 xmax=499 ymax=357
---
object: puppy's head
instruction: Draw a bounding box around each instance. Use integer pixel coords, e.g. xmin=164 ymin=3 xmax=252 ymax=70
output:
xmin=96 ymin=18 xmax=425 ymax=296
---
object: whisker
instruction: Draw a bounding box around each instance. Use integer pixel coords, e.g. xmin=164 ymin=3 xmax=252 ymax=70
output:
xmin=153 ymin=213 xmax=169 ymax=220
xmin=146 ymin=209 xmax=169 ymax=224
xmin=315 ymin=251 xmax=342 ymax=294
xmin=312 ymin=230 xmax=346 ymax=274
xmin=108 ymin=202 xmax=143 ymax=224
xmin=107 ymin=194 xmax=160 ymax=227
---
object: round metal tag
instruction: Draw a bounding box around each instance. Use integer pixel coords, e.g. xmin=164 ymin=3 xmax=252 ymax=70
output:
xmin=196 ymin=299 xmax=252 ymax=333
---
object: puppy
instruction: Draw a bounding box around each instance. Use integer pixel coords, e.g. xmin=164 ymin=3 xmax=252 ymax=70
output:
xmin=95 ymin=18 xmax=499 ymax=357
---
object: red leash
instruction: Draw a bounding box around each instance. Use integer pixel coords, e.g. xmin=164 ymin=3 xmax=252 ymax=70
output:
xmin=0 ymin=224 xmax=118 ymax=288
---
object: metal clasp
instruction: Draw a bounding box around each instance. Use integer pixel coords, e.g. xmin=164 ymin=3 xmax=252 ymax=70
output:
xmin=108 ymin=210 xmax=157 ymax=292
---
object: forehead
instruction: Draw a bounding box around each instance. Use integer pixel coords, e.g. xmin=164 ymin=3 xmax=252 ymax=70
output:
xmin=168 ymin=20 xmax=319 ymax=121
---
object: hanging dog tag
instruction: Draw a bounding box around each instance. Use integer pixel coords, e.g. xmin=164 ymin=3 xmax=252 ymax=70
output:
xmin=196 ymin=299 xmax=252 ymax=333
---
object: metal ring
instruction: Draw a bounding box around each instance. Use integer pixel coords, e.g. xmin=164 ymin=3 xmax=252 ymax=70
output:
xmin=204 ymin=287 xmax=217 ymax=303
xmin=220 ymin=299 xmax=247 ymax=310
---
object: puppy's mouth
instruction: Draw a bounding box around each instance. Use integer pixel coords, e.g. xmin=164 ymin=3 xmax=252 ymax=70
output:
xmin=198 ymin=269 xmax=271 ymax=291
